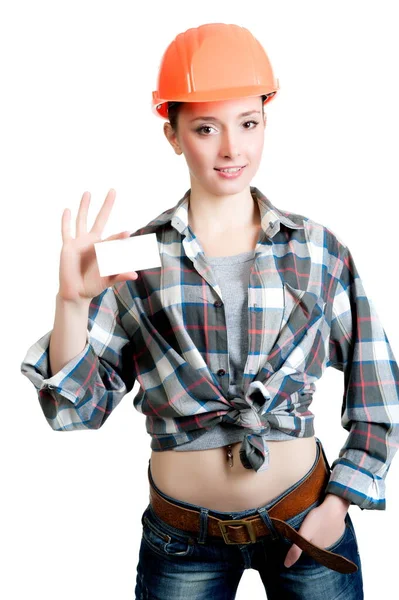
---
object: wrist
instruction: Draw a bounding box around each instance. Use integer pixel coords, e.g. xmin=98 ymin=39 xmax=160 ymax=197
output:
xmin=323 ymin=493 xmax=351 ymax=515
xmin=56 ymin=292 xmax=91 ymax=308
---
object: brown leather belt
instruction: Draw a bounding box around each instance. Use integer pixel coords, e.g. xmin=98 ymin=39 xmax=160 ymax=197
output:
xmin=148 ymin=445 xmax=358 ymax=574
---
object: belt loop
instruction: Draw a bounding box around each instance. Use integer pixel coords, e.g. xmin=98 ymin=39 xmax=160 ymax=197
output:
xmin=197 ymin=508 xmax=209 ymax=544
xmin=257 ymin=507 xmax=280 ymax=541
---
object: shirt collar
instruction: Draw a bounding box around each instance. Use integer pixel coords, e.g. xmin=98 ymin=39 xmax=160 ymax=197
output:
xmin=131 ymin=186 xmax=304 ymax=239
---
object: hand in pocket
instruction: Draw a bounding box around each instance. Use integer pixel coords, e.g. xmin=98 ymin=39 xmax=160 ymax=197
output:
xmin=284 ymin=504 xmax=347 ymax=568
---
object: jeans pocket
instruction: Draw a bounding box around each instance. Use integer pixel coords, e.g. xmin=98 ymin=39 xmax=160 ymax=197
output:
xmin=141 ymin=505 xmax=195 ymax=558
xmin=279 ymin=498 xmax=354 ymax=551
xmin=281 ymin=510 xmax=359 ymax=571
xmin=323 ymin=512 xmax=354 ymax=552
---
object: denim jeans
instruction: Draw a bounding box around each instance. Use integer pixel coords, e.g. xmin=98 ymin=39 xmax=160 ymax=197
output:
xmin=134 ymin=438 xmax=364 ymax=599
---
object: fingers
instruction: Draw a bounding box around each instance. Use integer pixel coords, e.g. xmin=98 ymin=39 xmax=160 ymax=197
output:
xmin=62 ymin=191 xmax=91 ymax=243
xmin=61 ymin=208 xmax=72 ymax=244
xmin=90 ymin=188 xmax=116 ymax=236
xmin=76 ymin=191 xmax=91 ymax=238
xmin=284 ymin=543 xmax=302 ymax=568
xmin=63 ymin=189 xmax=118 ymax=243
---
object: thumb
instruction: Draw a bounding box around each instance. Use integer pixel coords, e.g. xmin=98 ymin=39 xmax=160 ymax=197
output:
xmin=108 ymin=271 xmax=139 ymax=284
xmin=102 ymin=270 xmax=139 ymax=291
xmin=103 ymin=230 xmax=131 ymax=243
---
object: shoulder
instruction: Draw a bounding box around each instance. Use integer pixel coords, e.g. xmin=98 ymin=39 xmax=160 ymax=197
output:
xmin=278 ymin=205 xmax=350 ymax=275
xmin=290 ymin=208 xmax=348 ymax=255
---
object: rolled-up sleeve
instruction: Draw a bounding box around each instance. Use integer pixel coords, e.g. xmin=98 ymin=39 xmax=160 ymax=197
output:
xmin=20 ymin=286 xmax=137 ymax=431
xmin=325 ymin=244 xmax=399 ymax=510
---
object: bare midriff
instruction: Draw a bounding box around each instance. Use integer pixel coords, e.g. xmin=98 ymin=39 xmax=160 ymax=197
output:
xmin=149 ymin=437 xmax=318 ymax=512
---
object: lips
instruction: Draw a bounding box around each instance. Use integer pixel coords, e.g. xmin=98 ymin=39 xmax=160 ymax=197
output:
xmin=215 ymin=166 xmax=245 ymax=171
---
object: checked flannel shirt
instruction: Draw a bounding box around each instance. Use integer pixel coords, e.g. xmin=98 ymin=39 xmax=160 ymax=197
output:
xmin=20 ymin=186 xmax=399 ymax=510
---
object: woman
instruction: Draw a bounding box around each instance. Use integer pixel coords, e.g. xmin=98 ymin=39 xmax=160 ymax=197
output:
xmin=21 ymin=23 xmax=399 ymax=599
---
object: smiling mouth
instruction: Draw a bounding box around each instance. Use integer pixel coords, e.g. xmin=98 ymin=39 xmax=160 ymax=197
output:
xmin=215 ymin=166 xmax=246 ymax=172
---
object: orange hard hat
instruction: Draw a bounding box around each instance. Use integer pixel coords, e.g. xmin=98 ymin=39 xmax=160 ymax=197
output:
xmin=152 ymin=23 xmax=280 ymax=119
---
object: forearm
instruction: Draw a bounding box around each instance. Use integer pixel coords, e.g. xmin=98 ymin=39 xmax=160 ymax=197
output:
xmin=49 ymin=293 xmax=91 ymax=376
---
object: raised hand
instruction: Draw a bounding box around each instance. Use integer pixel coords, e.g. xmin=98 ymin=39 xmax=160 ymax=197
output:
xmin=57 ymin=189 xmax=138 ymax=303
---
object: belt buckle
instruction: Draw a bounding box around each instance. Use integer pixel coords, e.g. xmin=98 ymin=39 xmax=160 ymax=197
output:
xmin=218 ymin=519 xmax=257 ymax=544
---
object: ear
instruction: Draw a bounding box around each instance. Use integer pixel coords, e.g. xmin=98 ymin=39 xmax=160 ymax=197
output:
xmin=163 ymin=122 xmax=183 ymax=155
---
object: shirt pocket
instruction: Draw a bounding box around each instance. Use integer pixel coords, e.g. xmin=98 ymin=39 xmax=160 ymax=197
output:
xmin=279 ymin=283 xmax=325 ymax=342
xmin=266 ymin=283 xmax=327 ymax=374
xmin=282 ymin=283 xmax=325 ymax=328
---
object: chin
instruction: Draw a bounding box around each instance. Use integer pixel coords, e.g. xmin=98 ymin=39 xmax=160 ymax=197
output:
xmin=191 ymin=169 xmax=253 ymax=195
xmin=214 ymin=171 xmax=253 ymax=187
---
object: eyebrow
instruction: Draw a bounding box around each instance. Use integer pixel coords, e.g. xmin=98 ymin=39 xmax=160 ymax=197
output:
xmin=190 ymin=110 xmax=261 ymax=123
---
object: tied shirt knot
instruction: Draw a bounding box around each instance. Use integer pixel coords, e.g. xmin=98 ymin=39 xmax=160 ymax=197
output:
xmin=226 ymin=380 xmax=275 ymax=472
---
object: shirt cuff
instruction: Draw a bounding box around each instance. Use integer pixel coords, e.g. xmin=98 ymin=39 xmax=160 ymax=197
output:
xmin=22 ymin=329 xmax=96 ymax=405
xmin=324 ymin=456 xmax=386 ymax=510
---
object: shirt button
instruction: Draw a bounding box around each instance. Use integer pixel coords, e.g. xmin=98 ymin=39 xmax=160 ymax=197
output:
xmin=269 ymin=220 xmax=274 ymax=228
xmin=217 ymin=369 xmax=226 ymax=376
xmin=214 ymin=300 xmax=223 ymax=308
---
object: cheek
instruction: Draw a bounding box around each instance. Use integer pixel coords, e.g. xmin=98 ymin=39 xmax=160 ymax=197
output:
xmin=249 ymin=137 xmax=265 ymax=161
xmin=182 ymin=139 xmax=211 ymax=168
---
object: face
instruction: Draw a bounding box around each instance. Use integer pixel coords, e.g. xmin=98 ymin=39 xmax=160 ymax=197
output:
xmin=164 ymin=96 xmax=266 ymax=197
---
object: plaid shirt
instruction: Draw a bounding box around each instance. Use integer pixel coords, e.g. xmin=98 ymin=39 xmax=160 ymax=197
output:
xmin=20 ymin=186 xmax=399 ymax=511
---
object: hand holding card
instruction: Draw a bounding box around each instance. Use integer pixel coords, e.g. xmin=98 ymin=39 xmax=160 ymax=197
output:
xmin=57 ymin=189 xmax=140 ymax=304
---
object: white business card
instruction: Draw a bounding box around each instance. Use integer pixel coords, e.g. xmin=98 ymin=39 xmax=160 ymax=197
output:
xmin=94 ymin=233 xmax=161 ymax=277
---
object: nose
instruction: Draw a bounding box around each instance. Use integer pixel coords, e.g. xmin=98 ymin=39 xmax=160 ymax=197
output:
xmin=219 ymin=129 xmax=241 ymax=159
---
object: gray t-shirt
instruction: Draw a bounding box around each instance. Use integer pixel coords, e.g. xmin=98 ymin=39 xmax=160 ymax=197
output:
xmin=173 ymin=249 xmax=292 ymax=451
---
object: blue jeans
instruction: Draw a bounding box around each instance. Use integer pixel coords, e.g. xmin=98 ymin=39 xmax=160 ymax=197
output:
xmin=135 ymin=438 xmax=364 ymax=599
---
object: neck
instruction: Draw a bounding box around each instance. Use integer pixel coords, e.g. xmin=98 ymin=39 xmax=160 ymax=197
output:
xmin=187 ymin=186 xmax=261 ymax=235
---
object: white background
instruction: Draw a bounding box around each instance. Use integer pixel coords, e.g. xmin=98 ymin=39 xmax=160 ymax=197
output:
xmin=2 ymin=1 xmax=398 ymax=598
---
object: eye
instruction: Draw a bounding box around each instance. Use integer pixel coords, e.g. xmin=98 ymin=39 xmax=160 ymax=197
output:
xmin=195 ymin=120 xmax=260 ymax=136
xmin=243 ymin=120 xmax=260 ymax=129
xmin=195 ymin=125 xmax=215 ymax=135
